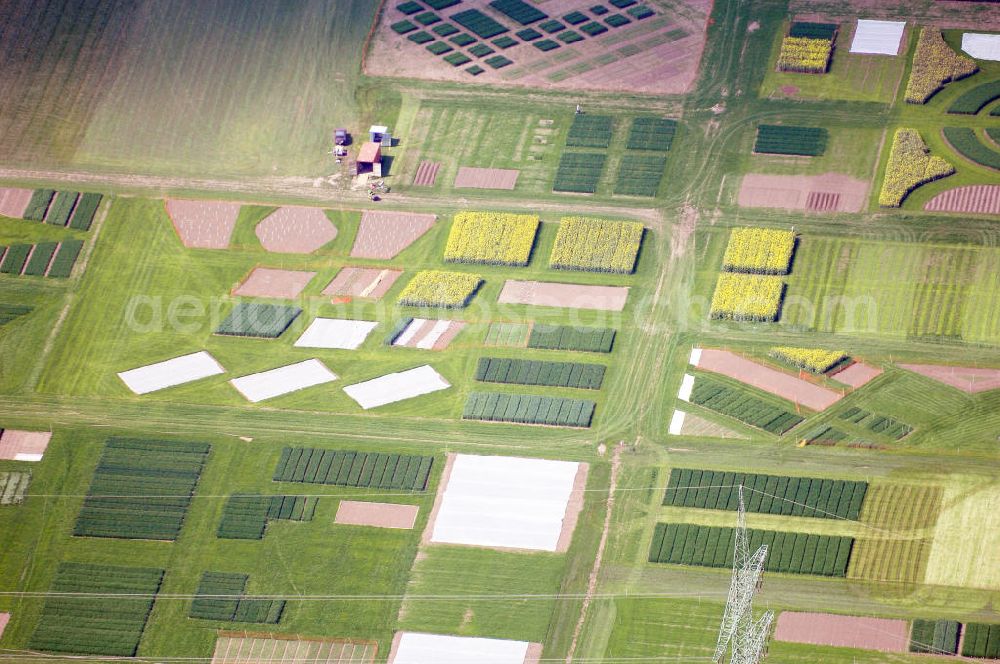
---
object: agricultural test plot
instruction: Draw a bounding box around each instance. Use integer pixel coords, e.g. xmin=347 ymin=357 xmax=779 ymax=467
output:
xmin=454 ymin=166 xmax=520 ymax=189
xmin=667 ymin=410 xmax=747 ymax=439
xmin=737 ymin=173 xmax=870 ymax=213
xmin=550 ymin=217 xmax=644 ymax=273
xmin=390 ymin=318 xmax=467 ymax=350
xmin=0 ymin=188 xmax=33 ymax=218
xmin=427 ymin=453 xmax=587 ymax=552
xmin=190 ymin=572 xmax=284 ymax=624
xmin=690 ymin=348 xmax=842 ymax=411
xmin=274 ymin=447 xmax=434 ymax=491
xmin=498 ymin=280 xmax=630 ymax=311
xmin=0 ymin=613 xmax=7 ymax=639
xmin=217 ymin=303 xmax=302 ymax=338
xmin=0 ymin=471 xmax=31 ymax=505
xmin=829 ymin=361 xmax=882 ymax=388
xmin=924 ymin=480 xmax=1000 ymax=590
xmin=0 ymin=429 xmax=51 ymax=461
xmin=165 ymin=200 xmax=241 ymax=249
xmin=368 ymin=0 xmax=712 ymax=95
xmin=229 ymin=359 xmax=338 ymax=403
xmin=294 ymin=318 xmax=379 ymax=350
xmin=351 ymin=210 xmax=437 ymax=259
xmin=388 ymin=632 xmax=540 ymax=664
xmin=444 ymin=211 xmax=539 ymax=266
xmin=255 ymin=207 xmax=337 ymax=253
xmin=773 ymin=612 xmax=909 ymax=652
xmin=335 ymin=501 xmax=420 ymax=529
xmin=217 ymin=494 xmax=317 ymax=540
xmin=925 ymin=185 xmax=1000 ymax=215
xmin=849 ymin=19 xmax=905 ymax=55
xmin=210 ymin=634 xmax=377 ymax=664
xmin=117 ymin=351 xmax=225 ymax=395
xmin=232 ymin=267 xmax=316 ymax=299
xmin=323 ymin=267 xmax=403 ymax=299
xmin=899 ymin=363 xmax=1000 ymax=393
xmin=343 ymin=365 xmax=451 ymax=409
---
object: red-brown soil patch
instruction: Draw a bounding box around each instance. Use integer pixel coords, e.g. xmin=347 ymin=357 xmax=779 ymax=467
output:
xmin=165 ymin=199 xmax=240 ymax=249
xmin=335 ymin=501 xmax=419 ymax=529
xmin=0 ymin=430 xmax=52 ymax=460
xmin=366 ymin=0 xmax=711 ymax=95
xmin=421 ymin=452 xmax=456 ymax=546
xmin=322 ymin=267 xmax=402 ymax=299
xmin=232 ymin=267 xmax=316 ymax=299
xmin=739 ymin=173 xmax=869 ymax=213
xmin=774 ymin=611 xmax=909 ymax=652
xmin=498 ymin=280 xmax=630 ymax=311
xmin=454 ymin=167 xmax=520 ymax=190
xmin=0 ymin=613 xmax=8 ymax=639
xmin=350 ymin=210 xmax=436 ymax=259
xmin=780 ymin=85 xmax=800 ymax=96
xmin=431 ymin=320 xmax=466 ymax=350
xmin=555 ymin=463 xmax=589 ymax=553
xmin=524 ymin=643 xmax=542 ymax=664
xmin=830 ymin=361 xmax=883 ymax=389
xmin=695 ymin=349 xmax=843 ymax=411
xmin=256 ymin=207 xmax=337 ymax=254
xmin=899 ymin=363 xmax=1000 ymax=394
xmin=0 ymin=188 xmax=32 ymax=218
xmin=392 ymin=319 xmax=467 ymax=350
xmin=925 ymin=185 xmax=1000 ymax=215
xmin=413 ymin=161 xmax=441 ymax=186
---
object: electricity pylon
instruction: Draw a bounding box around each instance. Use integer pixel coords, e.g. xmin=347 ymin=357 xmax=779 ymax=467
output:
xmin=713 ymin=485 xmax=774 ymax=664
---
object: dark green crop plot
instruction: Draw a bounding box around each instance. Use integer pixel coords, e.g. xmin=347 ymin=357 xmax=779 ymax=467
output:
xmin=415 ymin=11 xmax=441 ymax=25
xmin=216 ymin=302 xmax=301 ymax=338
xmin=649 ymin=523 xmax=854 ymax=576
xmin=45 ymin=191 xmax=79 ymax=226
xmin=426 ymin=0 xmax=460 ymax=8
xmin=566 ymin=114 xmax=613 ymax=148
xmin=558 ymin=30 xmax=584 ymax=43
xmin=0 ymin=244 xmax=31 ymax=274
xmin=22 ymin=189 xmax=54 ymax=221
xmin=489 ymin=0 xmax=547 ymax=25
xmin=590 ymin=4 xmax=609 ymax=15
xmin=493 ymin=35 xmax=518 ymax=48
xmin=469 ymin=43 xmax=495 ymax=57
xmin=865 ymin=414 xmax=913 ymax=440
xmin=553 ymin=152 xmax=606 ymax=193
xmin=534 ymin=38 xmax=560 ymax=51
xmin=485 ymin=55 xmax=512 ymax=68
xmin=463 ymin=391 xmax=596 ymax=427
xmin=610 ymin=0 xmax=637 ymax=7
xmin=190 ymin=572 xmax=285 ymax=624
xmin=427 ymin=41 xmax=453 ymax=54
xmin=662 ymin=468 xmax=868 ymax=520
xmin=433 ymin=23 xmax=459 ymax=36
xmin=450 ymin=32 xmax=476 ymax=46
xmin=961 ymin=623 xmax=1000 ymax=658
xmin=528 ymin=324 xmax=616 ymax=353
xmin=68 ymin=192 xmax=102 ymax=230
xmin=539 ymin=19 xmax=566 ymax=33
xmin=466 ymin=65 xmax=485 ymax=75
xmin=409 ymin=30 xmax=435 ymax=43
xmin=475 ymin=357 xmax=606 ymax=389
xmin=451 ymin=9 xmax=509 ymax=38
xmin=217 ymin=494 xmax=317 ymax=539
xmin=517 ymin=27 xmax=543 ymax=40
xmin=754 ymin=124 xmax=828 ymax=156
xmin=605 ymin=14 xmax=631 ymax=27
xmin=392 ymin=20 xmax=419 ymax=34
xmin=274 ymin=447 xmax=434 ymax=491
xmin=0 ymin=304 xmax=32 ymax=325
xmin=22 ymin=242 xmax=58 ymax=276
xmin=444 ymin=52 xmax=472 ymax=66
xmin=28 ymin=563 xmax=164 ymax=656
xmin=789 ymin=21 xmax=838 ymax=39
xmin=74 ymin=438 xmax=210 ymax=541
xmin=805 ymin=426 xmax=849 ymax=445
xmin=948 ymin=79 xmax=1000 ymax=114
xmin=943 ymin=127 xmax=1000 ymax=170
xmin=689 ymin=376 xmax=804 ymax=434
xmin=909 ymin=620 xmax=960 ymax=655
xmin=626 ymin=117 xmax=677 ymax=151
xmin=627 ymin=4 xmax=654 ymax=18
xmin=580 ymin=21 xmax=608 ymax=36
xmin=397 ymin=1 xmax=423 ymax=14
xmin=45 ymin=239 xmax=84 ymax=278
xmin=564 ymin=10 xmax=588 ymax=24
xmin=615 ymin=154 xmax=666 ymax=196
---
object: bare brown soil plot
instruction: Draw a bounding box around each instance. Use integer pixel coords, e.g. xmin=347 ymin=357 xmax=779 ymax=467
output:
xmin=0 ymin=188 xmax=32 ymax=218
xmin=335 ymin=501 xmax=419 ymax=529
xmin=233 ymin=267 xmax=316 ymax=299
xmin=774 ymin=612 xmax=909 ymax=652
xmin=738 ymin=173 xmax=869 ymax=213
xmin=211 ymin=633 xmax=376 ymax=664
xmin=165 ymin=199 xmax=240 ymax=249
xmin=830 ymin=361 xmax=882 ymax=389
xmin=0 ymin=613 xmax=8 ymax=639
xmin=498 ymin=280 xmax=630 ymax=312
xmin=322 ymin=267 xmax=403 ymax=299
xmin=694 ymin=349 xmax=843 ymax=411
xmin=899 ymin=363 xmax=1000 ymax=394
xmin=679 ymin=411 xmax=747 ymax=439
xmin=413 ymin=161 xmax=441 ymax=186
xmin=0 ymin=430 xmax=52 ymax=460
xmin=454 ymin=167 xmax=520 ymax=190
xmin=256 ymin=207 xmax=337 ymax=254
xmin=366 ymin=0 xmax=711 ymax=95
xmin=925 ymin=185 xmax=1000 ymax=215
xmin=350 ymin=210 xmax=436 ymax=259
xmin=555 ymin=463 xmax=589 ymax=553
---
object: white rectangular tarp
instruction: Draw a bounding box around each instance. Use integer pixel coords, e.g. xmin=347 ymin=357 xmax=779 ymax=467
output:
xmin=343 ymin=365 xmax=450 ymax=409
xmin=850 ymin=20 xmax=905 ymax=55
xmin=668 ymin=410 xmax=686 ymax=435
xmin=294 ymin=318 xmax=378 ymax=350
xmin=430 ymin=454 xmax=581 ymax=552
xmin=230 ymin=359 xmax=337 ymax=402
xmin=392 ymin=633 xmax=529 ymax=664
xmin=962 ymin=33 xmax=1000 ymax=61
xmin=678 ymin=373 xmax=695 ymax=402
xmin=118 ymin=351 xmax=225 ymax=394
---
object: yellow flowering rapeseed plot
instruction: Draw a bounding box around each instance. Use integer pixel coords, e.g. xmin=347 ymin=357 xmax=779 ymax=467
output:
xmin=777 ymin=37 xmax=833 ymax=73
xmin=770 ymin=347 xmax=847 ymax=373
xmin=905 ymin=28 xmax=977 ymax=104
xmin=444 ymin=211 xmax=540 ymax=266
xmin=397 ymin=270 xmax=483 ymax=308
xmin=879 ymin=129 xmax=955 ymax=207
xmin=710 ymin=273 xmax=785 ymax=322
xmin=722 ymin=227 xmax=796 ymax=275
xmin=549 ymin=216 xmax=645 ymax=273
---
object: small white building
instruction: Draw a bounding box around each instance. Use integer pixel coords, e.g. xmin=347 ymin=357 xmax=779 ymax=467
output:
xmin=369 ymin=124 xmax=392 ymax=146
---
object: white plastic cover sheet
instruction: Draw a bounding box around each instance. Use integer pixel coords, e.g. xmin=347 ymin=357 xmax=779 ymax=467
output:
xmin=230 ymin=359 xmax=337 ymax=402
xmin=294 ymin=318 xmax=378 ymax=350
xmin=850 ymin=20 xmax=906 ymax=55
xmin=118 ymin=351 xmax=225 ymax=394
xmin=668 ymin=409 xmax=686 ymax=435
xmin=343 ymin=365 xmax=450 ymax=409
xmin=392 ymin=633 xmax=529 ymax=664
xmin=962 ymin=33 xmax=1000 ymax=61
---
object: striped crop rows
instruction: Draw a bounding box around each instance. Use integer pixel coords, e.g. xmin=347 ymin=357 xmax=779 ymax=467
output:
xmin=190 ymin=572 xmax=284 ymax=624
xmin=463 ymin=391 xmax=595 ymax=427
xmin=475 ymin=357 xmax=606 ymax=389
xmin=689 ymin=376 xmax=803 ymax=434
xmin=274 ymin=447 xmax=434 ymax=492
xmin=217 ymin=494 xmax=318 ymax=540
